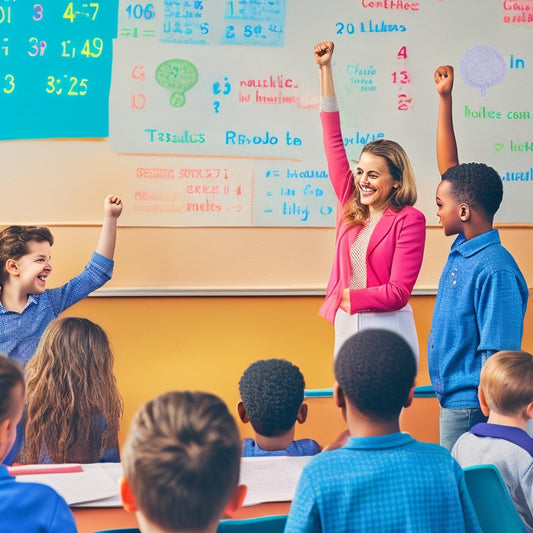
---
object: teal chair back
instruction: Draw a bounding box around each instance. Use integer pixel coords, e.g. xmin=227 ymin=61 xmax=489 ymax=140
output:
xmin=216 ymin=514 xmax=288 ymax=532
xmin=93 ymin=529 xmax=140 ymax=533
xmin=463 ymin=464 xmax=526 ymax=533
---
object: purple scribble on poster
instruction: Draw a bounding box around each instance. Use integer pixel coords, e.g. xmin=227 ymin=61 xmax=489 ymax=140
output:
xmin=460 ymin=45 xmax=506 ymax=97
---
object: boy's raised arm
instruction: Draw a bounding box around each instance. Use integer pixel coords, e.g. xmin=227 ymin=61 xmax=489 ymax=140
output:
xmin=434 ymin=65 xmax=459 ymax=175
xmin=96 ymin=195 xmax=123 ymax=259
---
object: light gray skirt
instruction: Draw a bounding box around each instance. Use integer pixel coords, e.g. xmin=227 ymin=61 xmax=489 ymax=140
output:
xmin=333 ymin=304 xmax=419 ymax=365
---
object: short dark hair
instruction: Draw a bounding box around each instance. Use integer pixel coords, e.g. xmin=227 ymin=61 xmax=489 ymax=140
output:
xmin=334 ymin=329 xmax=416 ymax=420
xmin=0 ymin=226 xmax=54 ymax=286
xmin=239 ymin=358 xmax=305 ymax=437
xmin=0 ymin=355 xmax=25 ymax=423
xmin=441 ymin=163 xmax=503 ymax=218
xmin=121 ymin=391 xmax=241 ymax=532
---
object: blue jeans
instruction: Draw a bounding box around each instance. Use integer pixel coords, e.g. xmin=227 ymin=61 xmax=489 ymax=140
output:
xmin=440 ymin=407 xmax=487 ymax=451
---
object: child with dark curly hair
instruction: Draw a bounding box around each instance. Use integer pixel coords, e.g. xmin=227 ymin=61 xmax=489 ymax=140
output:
xmin=237 ymin=358 xmax=321 ymax=457
xmin=430 ymin=65 xmax=528 ymax=450
xmin=285 ymin=329 xmax=481 ymax=533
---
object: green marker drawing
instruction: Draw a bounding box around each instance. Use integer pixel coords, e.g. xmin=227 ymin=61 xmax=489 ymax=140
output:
xmin=155 ymin=59 xmax=198 ymax=108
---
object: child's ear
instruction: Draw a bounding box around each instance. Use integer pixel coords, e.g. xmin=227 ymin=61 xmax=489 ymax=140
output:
xmin=5 ymin=259 xmax=19 ymax=277
xmin=525 ymin=401 xmax=533 ymax=421
xmin=296 ymin=403 xmax=308 ymax=424
xmin=404 ymin=386 xmax=415 ymax=408
xmin=236 ymin=401 xmax=249 ymax=424
xmin=333 ymin=382 xmax=345 ymax=408
xmin=459 ymin=203 xmax=470 ymax=222
xmin=224 ymin=484 xmax=247 ymax=518
xmin=119 ymin=476 xmax=138 ymax=513
xmin=478 ymin=388 xmax=490 ymax=418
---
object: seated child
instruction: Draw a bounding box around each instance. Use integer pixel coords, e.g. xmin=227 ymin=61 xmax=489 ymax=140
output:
xmin=0 ymin=355 xmax=76 ymax=532
xmin=285 ymin=329 xmax=482 ymax=533
xmin=120 ymin=390 xmax=246 ymax=533
xmin=21 ymin=316 xmax=123 ymax=464
xmin=237 ymin=358 xmax=321 ymax=457
xmin=452 ymin=350 xmax=533 ymax=532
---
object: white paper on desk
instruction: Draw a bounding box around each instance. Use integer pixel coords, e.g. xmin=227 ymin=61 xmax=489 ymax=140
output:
xmin=15 ymin=463 xmax=123 ymax=507
xmin=239 ymin=456 xmax=311 ymax=507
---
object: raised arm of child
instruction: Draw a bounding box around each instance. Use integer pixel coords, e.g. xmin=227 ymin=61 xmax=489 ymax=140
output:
xmin=96 ymin=195 xmax=123 ymax=259
xmin=434 ymin=65 xmax=459 ymax=175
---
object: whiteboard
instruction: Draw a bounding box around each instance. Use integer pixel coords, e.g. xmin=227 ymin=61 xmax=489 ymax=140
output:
xmin=1 ymin=0 xmax=532 ymax=227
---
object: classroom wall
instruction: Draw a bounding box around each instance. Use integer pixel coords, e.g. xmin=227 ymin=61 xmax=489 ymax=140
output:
xmin=63 ymin=288 xmax=533 ymax=449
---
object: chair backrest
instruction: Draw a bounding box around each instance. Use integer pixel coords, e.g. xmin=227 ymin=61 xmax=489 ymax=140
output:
xmin=463 ymin=464 xmax=526 ymax=533
xmin=216 ymin=514 xmax=288 ymax=533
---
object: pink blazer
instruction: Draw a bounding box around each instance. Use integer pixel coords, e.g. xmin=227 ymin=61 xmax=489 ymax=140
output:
xmin=319 ymin=111 xmax=426 ymax=324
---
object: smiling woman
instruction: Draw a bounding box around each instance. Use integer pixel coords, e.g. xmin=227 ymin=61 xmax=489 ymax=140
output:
xmin=313 ymin=41 xmax=426 ymax=360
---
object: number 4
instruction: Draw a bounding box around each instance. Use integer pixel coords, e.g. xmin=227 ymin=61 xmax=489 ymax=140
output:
xmin=397 ymin=46 xmax=407 ymax=59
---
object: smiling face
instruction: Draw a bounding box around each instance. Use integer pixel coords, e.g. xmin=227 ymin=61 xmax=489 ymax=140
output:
xmin=12 ymin=240 xmax=52 ymax=295
xmin=355 ymin=152 xmax=397 ymax=214
xmin=436 ymin=180 xmax=464 ymax=236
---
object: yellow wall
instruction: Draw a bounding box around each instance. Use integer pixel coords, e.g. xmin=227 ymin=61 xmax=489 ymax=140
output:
xmin=63 ymin=291 xmax=533 ymax=449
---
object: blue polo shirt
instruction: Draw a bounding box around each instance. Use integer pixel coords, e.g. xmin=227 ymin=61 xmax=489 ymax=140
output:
xmin=242 ymin=438 xmax=321 ymax=457
xmin=285 ymin=432 xmax=481 ymax=532
xmin=428 ymin=230 xmax=528 ymax=409
xmin=0 ymin=465 xmax=77 ymax=532
xmin=0 ymin=252 xmax=114 ymax=366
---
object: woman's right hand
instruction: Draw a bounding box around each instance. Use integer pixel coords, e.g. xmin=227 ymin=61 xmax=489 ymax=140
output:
xmin=314 ymin=41 xmax=334 ymax=68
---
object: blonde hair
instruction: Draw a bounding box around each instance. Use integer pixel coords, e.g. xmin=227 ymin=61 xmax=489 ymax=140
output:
xmin=344 ymin=139 xmax=418 ymax=226
xmin=23 ymin=317 xmax=123 ymax=463
xmin=122 ymin=391 xmax=241 ymax=531
xmin=480 ymin=350 xmax=533 ymax=417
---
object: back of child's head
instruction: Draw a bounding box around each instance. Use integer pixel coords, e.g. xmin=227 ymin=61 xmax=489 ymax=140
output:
xmin=239 ymin=358 xmax=305 ymax=437
xmin=0 ymin=355 xmax=24 ymax=424
xmin=334 ymin=329 xmax=416 ymax=420
xmin=121 ymin=390 xmax=242 ymax=532
xmin=480 ymin=350 xmax=533 ymax=417
xmin=441 ymin=162 xmax=503 ymax=218
xmin=24 ymin=316 xmax=123 ymax=463
xmin=0 ymin=225 xmax=54 ymax=286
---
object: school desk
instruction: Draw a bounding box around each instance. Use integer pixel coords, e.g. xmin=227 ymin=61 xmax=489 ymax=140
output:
xmin=73 ymin=502 xmax=292 ymax=533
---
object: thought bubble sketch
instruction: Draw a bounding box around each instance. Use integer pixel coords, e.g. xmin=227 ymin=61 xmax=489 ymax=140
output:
xmin=460 ymin=46 xmax=506 ymax=97
xmin=155 ymin=59 xmax=199 ymax=108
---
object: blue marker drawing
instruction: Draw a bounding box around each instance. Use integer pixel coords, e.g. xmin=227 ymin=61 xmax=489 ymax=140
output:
xmin=460 ymin=45 xmax=506 ymax=97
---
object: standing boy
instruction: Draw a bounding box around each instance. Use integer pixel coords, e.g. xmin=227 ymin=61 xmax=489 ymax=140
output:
xmin=285 ymin=329 xmax=481 ymax=532
xmin=0 ymin=195 xmax=122 ymax=367
xmin=0 ymin=355 xmax=77 ymax=532
xmin=452 ymin=350 xmax=533 ymax=532
xmin=429 ymin=65 xmax=528 ymax=450
xmin=120 ymin=390 xmax=246 ymax=533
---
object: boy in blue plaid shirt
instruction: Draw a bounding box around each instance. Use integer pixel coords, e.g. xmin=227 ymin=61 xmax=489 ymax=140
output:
xmin=285 ymin=329 xmax=481 ymax=533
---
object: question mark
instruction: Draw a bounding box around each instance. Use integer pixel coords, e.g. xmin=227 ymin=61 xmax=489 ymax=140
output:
xmin=213 ymin=101 xmax=220 ymax=114
xmin=171 ymin=67 xmax=179 ymax=79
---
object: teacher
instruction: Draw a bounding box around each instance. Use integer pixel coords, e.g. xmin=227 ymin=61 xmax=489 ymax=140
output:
xmin=314 ymin=41 xmax=426 ymax=360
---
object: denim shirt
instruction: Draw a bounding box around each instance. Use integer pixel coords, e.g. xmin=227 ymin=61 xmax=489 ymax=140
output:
xmin=0 ymin=252 xmax=113 ymax=366
xmin=428 ymin=230 xmax=528 ymax=409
